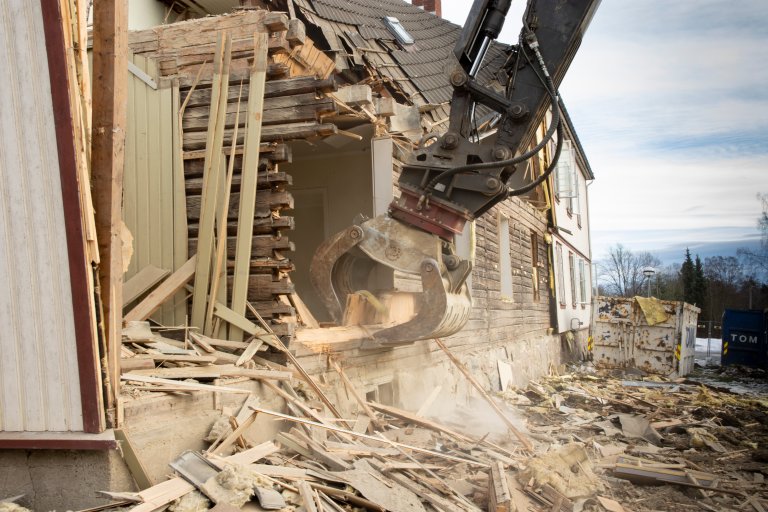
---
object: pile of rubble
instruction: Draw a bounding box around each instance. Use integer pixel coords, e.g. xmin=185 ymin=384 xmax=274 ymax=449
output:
xmin=9 ymin=348 xmax=763 ymax=511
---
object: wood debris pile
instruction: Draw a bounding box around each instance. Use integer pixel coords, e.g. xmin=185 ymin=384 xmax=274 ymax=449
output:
xmin=104 ymin=348 xmax=768 ymax=511
xmin=502 ymin=365 xmax=768 ymax=511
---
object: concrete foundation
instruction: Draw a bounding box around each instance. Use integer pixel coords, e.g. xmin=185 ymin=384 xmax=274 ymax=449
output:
xmin=0 ymin=448 xmax=134 ymax=511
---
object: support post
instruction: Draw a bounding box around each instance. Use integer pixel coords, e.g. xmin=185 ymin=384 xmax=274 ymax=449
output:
xmin=91 ymin=0 xmax=128 ymax=421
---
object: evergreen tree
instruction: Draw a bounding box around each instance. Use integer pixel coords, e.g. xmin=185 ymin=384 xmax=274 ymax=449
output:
xmin=681 ymin=248 xmax=695 ymax=304
xmin=694 ymin=255 xmax=707 ymax=314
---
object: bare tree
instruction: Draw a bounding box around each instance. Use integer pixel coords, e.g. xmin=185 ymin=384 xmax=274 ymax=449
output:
xmin=599 ymin=244 xmax=661 ymax=297
xmin=738 ymin=194 xmax=768 ymax=282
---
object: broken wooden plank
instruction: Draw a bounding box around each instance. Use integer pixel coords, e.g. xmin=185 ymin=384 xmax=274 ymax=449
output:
xmin=298 ymin=480 xmax=319 ymax=512
xmin=126 ymin=364 xmax=292 ymax=381
xmin=190 ymin=32 xmax=231 ymax=332
xmin=329 ymin=357 xmax=381 ymax=430
xmin=205 ymin=80 xmax=244 ymax=333
xmin=123 ymin=265 xmax=170 ymax=304
xmin=248 ymin=405 xmax=489 ymax=467
xmin=123 ymin=255 xmax=197 ymax=322
xmin=236 ymin=337 xmax=265 ymax=367
xmin=247 ymin=303 xmax=349 ymax=428
xmin=208 ymin=410 xmax=259 ymax=455
xmin=488 ymin=461 xmax=511 ymax=512
xmin=230 ymin=32 xmax=268 ymax=341
xmin=121 ymin=374 xmax=252 ymax=394
xmin=128 ymin=477 xmax=195 ymax=512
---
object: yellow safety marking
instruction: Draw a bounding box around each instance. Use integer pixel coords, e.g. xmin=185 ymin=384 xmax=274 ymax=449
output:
xmin=723 ymin=341 xmax=728 ymax=356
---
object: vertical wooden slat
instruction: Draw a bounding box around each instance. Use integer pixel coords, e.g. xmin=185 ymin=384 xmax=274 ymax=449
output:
xmin=91 ymin=0 xmax=127 ymax=412
xmin=134 ymin=55 xmax=150 ymax=277
xmin=230 ymin=32 xmax=268 ymax=340
xmin=159 ymin=84 xmax=176 ymax=323
xmin=124 ymin=54 xmax=138 ymax=277
xmin=191 ymin=33 xmax=231 ymax=331
xmin=171 ymin=80 xmax=189 ymax=325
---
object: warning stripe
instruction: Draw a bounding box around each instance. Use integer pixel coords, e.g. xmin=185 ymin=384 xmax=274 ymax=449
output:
xmin=674 ymin=343 xmax=681 ymax=361
xmin=587 ymin=335 xmax=593 ymax=352
xmin=723 ymin=341 xmax=728 ymax=356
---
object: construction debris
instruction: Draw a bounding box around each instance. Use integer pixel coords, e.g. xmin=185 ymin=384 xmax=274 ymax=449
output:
xmin=105 ymin=347 xmax=768 ymax=512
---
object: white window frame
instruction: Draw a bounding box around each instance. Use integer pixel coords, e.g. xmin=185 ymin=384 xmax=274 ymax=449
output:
xmin=556 ymin=243 xmax=565 ymax=306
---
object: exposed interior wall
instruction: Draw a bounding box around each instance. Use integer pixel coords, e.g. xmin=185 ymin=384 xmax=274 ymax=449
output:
xmin=128 ymin=0 xmax=167 ymax=30
xmin=283 ymin=141 xmax=374 ymax=321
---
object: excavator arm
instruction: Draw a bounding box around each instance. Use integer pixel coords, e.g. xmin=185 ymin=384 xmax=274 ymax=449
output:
xmin=311 ymin=0 xmax=600 ymax=349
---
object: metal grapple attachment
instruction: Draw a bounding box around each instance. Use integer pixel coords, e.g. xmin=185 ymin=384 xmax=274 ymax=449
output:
xmin=310 ymin=215 xmax=472 ymax=349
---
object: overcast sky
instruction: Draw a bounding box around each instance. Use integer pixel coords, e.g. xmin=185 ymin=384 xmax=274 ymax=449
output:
xmin=439 ymin=0 xmax=768 ymax=263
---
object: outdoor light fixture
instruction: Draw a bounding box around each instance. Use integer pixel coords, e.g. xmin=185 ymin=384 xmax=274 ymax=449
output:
xmin=642 ymin=267 xmax=656 ymax=297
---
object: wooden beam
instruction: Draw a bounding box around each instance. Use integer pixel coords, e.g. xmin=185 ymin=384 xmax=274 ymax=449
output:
xmin=123 ymin=255 xmax=197 ymax=322
xmin=230 ymin=33 xmax=268 ymax=340
xmin=246 ymin=304 xmax=349 ymax=428
xmin=206 ymin=81 xmax=244 ymax=332
xmin=190 ymin=32 xmax=231 ymax=331
xmin=91 ymin=0 xmax=128 ymax=421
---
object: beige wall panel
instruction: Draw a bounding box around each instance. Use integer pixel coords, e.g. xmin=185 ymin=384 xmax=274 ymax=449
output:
xmin=0 ymin=0 xmax=83 ymax=432
xmin=124 ymin=54 xmax=187 ymax=325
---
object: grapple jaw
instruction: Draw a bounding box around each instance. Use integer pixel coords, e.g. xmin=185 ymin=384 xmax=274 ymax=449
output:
xmin=310 ymin=215 xmax=472 ymax=349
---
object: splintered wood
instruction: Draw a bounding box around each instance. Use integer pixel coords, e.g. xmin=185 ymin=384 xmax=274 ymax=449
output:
xmin=122 ymin=10 xmax=341 ymax=360
xmin=113 ymin=353 xmax=768 ymax=511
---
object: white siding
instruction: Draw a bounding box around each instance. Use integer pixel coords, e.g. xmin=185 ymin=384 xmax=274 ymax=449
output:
xmin=0 ymin=0 xmax=83 ymax=431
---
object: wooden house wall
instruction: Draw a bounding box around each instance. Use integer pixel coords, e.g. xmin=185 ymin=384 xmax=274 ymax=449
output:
xmin=0 ymin=0 xmax=84 ymax=432
xmin=123 ymin=54 xmax=188 ymax=326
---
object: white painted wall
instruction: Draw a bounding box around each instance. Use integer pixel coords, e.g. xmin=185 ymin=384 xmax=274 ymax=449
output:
xmin=0 ymin=0 xmax=84 ymax=431
xmin=128 ymin=0 xmax=167 ymax=30
xmin=551 ymin=136 xmax=593 ymax=334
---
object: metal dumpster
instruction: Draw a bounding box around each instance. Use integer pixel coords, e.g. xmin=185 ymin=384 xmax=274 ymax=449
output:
xmin=592 ymin=296 xmax=700 ymax=378
xmin=721 ymin=309 xmax=767 ymax=369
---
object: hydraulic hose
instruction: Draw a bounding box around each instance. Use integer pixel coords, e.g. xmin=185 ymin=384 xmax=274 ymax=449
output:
xmin=419 ymin=31 xmax=561 ymax=202
xmin=507 ymin=120 xmax=563 ymax=197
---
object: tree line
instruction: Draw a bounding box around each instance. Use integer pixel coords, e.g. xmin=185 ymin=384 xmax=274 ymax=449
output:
xmin=598 ymin=194 xmax=768 ymax=330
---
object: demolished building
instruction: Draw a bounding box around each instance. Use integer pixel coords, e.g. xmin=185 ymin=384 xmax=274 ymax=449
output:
xmin=0 ymin=0 xmax=597 ymax=508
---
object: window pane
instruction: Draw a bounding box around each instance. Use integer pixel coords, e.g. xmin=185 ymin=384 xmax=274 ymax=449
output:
xmin=569 ymin=252 xmax=576 ymax=305
xmin=556 ymin=244 xmax=565 ymax=305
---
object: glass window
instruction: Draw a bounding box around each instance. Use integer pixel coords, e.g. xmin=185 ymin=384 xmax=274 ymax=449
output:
xmin=569 ymin=252 xmax=576 ymax=306
xmin=383 ymin=17 xmax=414 ymax=45
xmin=579 ymin=259 xmax=587 ymax=304
xmin=556 ymin=243 xmax=565 ymax=305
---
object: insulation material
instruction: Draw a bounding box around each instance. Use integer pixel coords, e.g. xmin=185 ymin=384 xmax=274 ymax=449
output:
xmin=204 ymin=415 xmax=233 ymax=443
xmin=518 ymin=443 xmax=602 ymax=498
xmin=169 ymin=491 xmax=211 ymax=512
xmin=201 ymin=464 xmax=273 ymax=507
